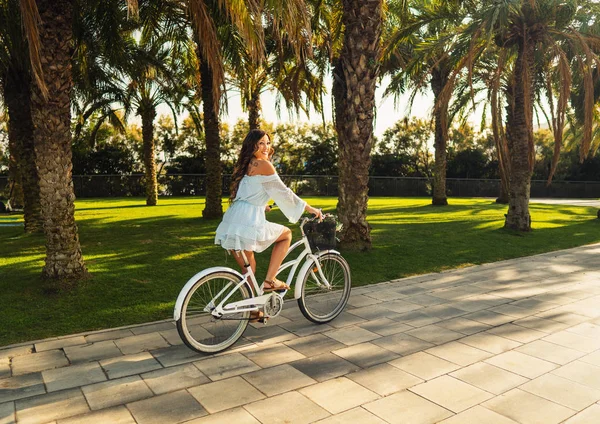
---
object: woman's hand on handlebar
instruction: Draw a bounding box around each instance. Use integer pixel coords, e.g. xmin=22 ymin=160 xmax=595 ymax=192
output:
xmin=305 ymin=205 xmax=324 ymax=222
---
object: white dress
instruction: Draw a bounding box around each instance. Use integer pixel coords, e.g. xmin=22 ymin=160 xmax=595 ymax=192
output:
xmin=214 ymin=174 xmax=307 ymax=252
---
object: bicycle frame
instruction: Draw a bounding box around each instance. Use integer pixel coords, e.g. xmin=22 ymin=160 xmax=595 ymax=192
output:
xmin=210 ymin=219 xmax=334 ymax=318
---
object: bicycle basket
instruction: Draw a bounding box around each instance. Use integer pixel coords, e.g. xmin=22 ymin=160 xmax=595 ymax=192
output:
xmin=304 ymin=215 xmax=338 ymax=250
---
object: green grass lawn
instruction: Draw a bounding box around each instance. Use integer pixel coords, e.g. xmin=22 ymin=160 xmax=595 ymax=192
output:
xmin=1 ymin=197 xmax=599 ymax=346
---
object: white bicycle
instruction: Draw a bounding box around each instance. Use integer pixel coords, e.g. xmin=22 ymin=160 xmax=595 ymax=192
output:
xmin=174 ymin=216 xmax=351 ymax=353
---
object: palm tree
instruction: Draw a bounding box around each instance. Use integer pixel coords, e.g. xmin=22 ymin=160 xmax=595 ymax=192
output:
xmin=450 ymin=0 xmax=600 ymax=231
xmin=24 ymin=0 xmax=88 ymax=281
xmin=383 ymin=0 xmax=464 ymax=206
xmin=1 ymin=0 xmax=42 ymax=232
xmin=332 ymin=0 xmax=385 ymax=249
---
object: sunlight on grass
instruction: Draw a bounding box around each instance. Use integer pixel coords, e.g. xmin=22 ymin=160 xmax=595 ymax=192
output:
xmin=0 ymin=196 xmax=599 ymax=346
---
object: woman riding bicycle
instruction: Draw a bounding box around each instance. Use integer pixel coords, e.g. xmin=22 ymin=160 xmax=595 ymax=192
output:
xmin=214 ymin=129 xmax=324 ymax=302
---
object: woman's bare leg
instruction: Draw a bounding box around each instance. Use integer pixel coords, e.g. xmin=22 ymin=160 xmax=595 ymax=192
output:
xmin=265 ymin=228 xmax=292 ymax=282
xmin=231 ymin=250 xmax=256 ymax=274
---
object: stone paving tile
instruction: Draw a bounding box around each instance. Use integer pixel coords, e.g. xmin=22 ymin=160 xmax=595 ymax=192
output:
xmin=283 ymin=334 xmax=345 ymax=357
xmin=486 ymin=324 xmax=547 ymax=344
xmin=15 ymin=388 xmax=89 ymax=424
xmin=346 ymin=363 xmax=423 ymax=396
xmin=515 ymin=340 xmax=586 ymax=365
xmin=57 ymin=406 xmax=136 ymax=424
xmin=0 ymin=347 xmax=32 ymax=361
xmin=127 ymin=389 xmax=207 ymax=424
xmin=299 ymin=376 xmax=379 ymax=414
xmin=462 ymin=310 xmax=515 ymax=326
xmin=241 ymin=343 xmax=304 ymax=368
xmin=188 ymin=376 xmax=265 ymax=414
xmin=363 ymin=390 xmax=453 ymax=424
xmin=313 ymin=407 xmax=387 ymax=424
xmin=563 ymin=404 xmax=600 ymax=424
xmin=580 ymin=351 xmax=600 ymax=367
xmin=379 ymin=300 xmax=423 ymax=315
xmin=404 ymin=294 xmax=449 ymax=306
xmin=157 ymin=329 xmax=184 ymax=346
xmin=0 ymin=359 xmax=10 ymax=380
xmin=35 ymin=337 xmax=87 ymax=353
xmin=184 ymin=407 xmax=259 ymax=424
xmin=372 ymin=332 xmax=434 ymax=355
xmin=551 ymin=361 xmax=600 ymax=390
xmin=100 ymin=352 xmax=162 ymax=379
xmin=0 ymin=373 xmax=46 ymax=403
xmin=324 ymin=326 xmax=380 ymax=346
xmin=244 ymin=391 xmax=329 ymax=424
xmin=426 ymin=341 xmax=492 ymax=366
xmin=391 ymin=310 xmax=442 ymax=327
xmin=520 ymin=373 xmax=600 ymax=410
xmin=130 ymin=322 xmax=175 ymax=336
xmin=421 ymin=305 xmax=468 ymax=321
xmin=278 ymin=320 xmax=334 ymax=337
xmin=566 ymin=322 xmax=600 ymax=339
xmin=332 ymin=342 xmax=399 ymax=368
xmin=346 ymin=294 xmax=383 ymax=308
xmin=291 ymin=353 xmax=360 ymax=382
xmin=438 ymin=405 xmax=519 ymax=424
xmin=483 ymin=388 xmax=576 ymax=424
xmin=0 ymin=401 xmax=15 ymax=424
xmin=509 ymin=298 xmax=559 ymax=313
xmin=436 ymin=318 xmax=492 ymax=336
xmin=11 ymin=350 xmax=69 ymax=376
xmin=485 ymin=350 xmax=558 ymax=379
xmin=405 ymin=325 xmax=463 ymax=345
xmin=543 ymin=330 xmax=600 ymax=353
xmin=535 ymin=310 xmax=590 ymax=326
xmin=489 ymin=304 xmax=532 ymax=319
xmin=242 ymin=364 xmax=316 ymax=396
xmin=114 ymin=333 xmax=169 ymax=355
xmin=347 ymin=305 xmax=404 ymax=321
xmin=409 ymin=375 xmax=494 ymax=413
xmin=150 ymin=344 xmax=208 ymax=367
xmin=388 ymin=352 xmax=461 ymax=380
xmin=63 ymin=341 xmax=122 ymax=364
xmin=42 ymin=362 xmax=106 ymax=392
xmin=450 ymin=362 xmax=529 ymax=395
xmin=242 ymin=325 xmax=297 ymax=346
xmin=141 ymin=363 xmax=209 ymax=395
xmin=459 ymin=333 xmax=521 ymax=354
xmin=445 ymin=299 xmax=491 ymax=313
xmin=193 ymin=352 xmax=260 ymax=381
xmin=82 ymin=375 xmax=153 ymax=410
xmin=363 ymin=289 xmax=407 ymax=301
xmin=326 ymin=311 xmax=367 ymax=328
xmin=356 ymin=318 xmax=411 ymax=336
xmin=85 ymin=329 xmax=135 ymax=344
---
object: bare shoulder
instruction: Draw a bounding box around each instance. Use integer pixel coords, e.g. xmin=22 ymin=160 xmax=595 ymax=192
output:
xmin=248 ymin=159 xmax=276 ymax=176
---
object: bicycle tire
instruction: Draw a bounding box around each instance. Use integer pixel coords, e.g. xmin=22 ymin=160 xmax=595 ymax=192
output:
xmin=297 ymin=252 xmax=351 ymax=323
xmin=176 ymin=271 xmax=251 ymax=353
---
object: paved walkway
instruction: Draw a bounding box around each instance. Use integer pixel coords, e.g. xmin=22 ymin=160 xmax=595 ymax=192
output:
xmin=2 ymin=244 xmax=600 ymax=424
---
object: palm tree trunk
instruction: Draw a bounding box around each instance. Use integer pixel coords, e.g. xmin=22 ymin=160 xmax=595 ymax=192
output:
xmin=430 ymin=68 xmax=449 ymax=206
xmin=332 ymin=0 xmax=383 ymax=250
xmin=200 ymin=58 xmax=223 ymax=219
xmin=4 ymin=70 xmax=43 ymax=232
xmin=504 ymin=41 xmax=534 ymax=231
xmin=247 ymin=88 xmax=261 ymax=130
xmin=140 ymin=106 xmax=158 ymax=206
xmin=30 ymin=0 xmax=87 ymax=281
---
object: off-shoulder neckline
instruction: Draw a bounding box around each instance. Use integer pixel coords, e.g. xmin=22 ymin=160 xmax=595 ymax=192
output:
xmin=244 ymin=173 xmax=277 ymax=178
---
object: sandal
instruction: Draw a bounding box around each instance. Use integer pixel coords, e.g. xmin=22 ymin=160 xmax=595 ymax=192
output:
xmin=263 ymin=278 xmax=290 ymax=293
xmin=250 ymin=311 xmax=267 ymax=323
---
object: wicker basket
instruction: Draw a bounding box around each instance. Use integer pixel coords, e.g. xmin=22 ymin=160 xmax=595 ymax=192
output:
xmin=304 ymin=215 xmax=338 ymax=250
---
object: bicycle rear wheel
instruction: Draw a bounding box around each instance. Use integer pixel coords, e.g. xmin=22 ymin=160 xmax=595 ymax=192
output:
xmin=176 ymin=271 xmax=251 ymax=353
xmin=298 ymin=253 xmax=351 ymax=323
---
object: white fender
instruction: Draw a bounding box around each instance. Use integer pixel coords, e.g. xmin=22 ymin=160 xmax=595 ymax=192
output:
xmin=174 ymin=267 xmax=244 ymax=321
xmin=294 ymin=250 xmax=340 ymax=299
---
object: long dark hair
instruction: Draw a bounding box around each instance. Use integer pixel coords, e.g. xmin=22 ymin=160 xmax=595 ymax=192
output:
xmin=229 ymin=129 xmax=271 ymax=202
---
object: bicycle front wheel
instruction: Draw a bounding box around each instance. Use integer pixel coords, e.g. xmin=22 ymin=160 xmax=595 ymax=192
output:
xmin=298 ymin=253 xmax=351 ymax=323
xmin=176 ymin=271 xmax=251 ymax=353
